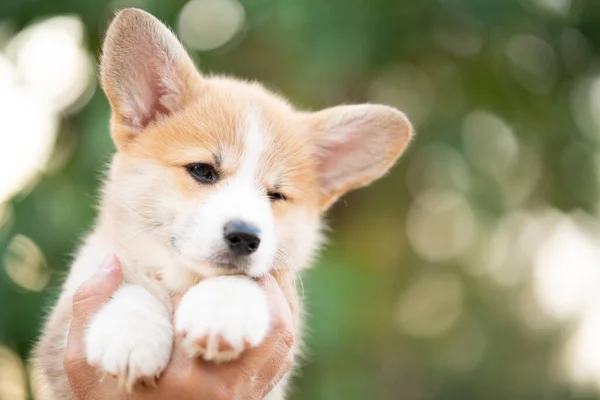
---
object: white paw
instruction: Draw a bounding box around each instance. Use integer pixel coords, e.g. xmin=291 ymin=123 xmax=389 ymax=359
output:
xmin=85 ymin=285 xmax=173 ymax=389
xmin=174 ymin=276 xmax=270 ymax=362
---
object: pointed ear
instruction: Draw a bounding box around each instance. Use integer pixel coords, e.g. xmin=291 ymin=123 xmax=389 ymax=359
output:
xmin=307 ymin=104 xmax=413 ymax=210
xmin=100 ymin=8 xmax=203 ymax=140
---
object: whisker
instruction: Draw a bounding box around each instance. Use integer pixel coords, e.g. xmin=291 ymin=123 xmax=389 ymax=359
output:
xmin=122 ymin=200 xmax=161 ymax=224
xmin=273 ymin=248 xmax=305 ymax=300
xmin=122 ymin=223 xmax=165 ymax=241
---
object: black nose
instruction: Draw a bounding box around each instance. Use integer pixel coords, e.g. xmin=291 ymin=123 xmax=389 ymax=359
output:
xmin=224 ymin=221 xmax=261 ymax=256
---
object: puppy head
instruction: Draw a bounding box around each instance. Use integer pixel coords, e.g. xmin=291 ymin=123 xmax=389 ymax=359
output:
xmin=100 ymin=9 xmax=412 ymax=281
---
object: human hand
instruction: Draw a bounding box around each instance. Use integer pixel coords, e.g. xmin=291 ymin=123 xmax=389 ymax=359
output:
xmin=63 ymin=255 xmax=294 ymax=400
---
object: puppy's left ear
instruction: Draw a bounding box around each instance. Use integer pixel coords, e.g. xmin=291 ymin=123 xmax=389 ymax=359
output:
xmin=307 ymin=104 xmax=413 ymax=210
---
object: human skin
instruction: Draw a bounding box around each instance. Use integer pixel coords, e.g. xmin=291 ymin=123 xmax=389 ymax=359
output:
xmin=63 ymin=256 xmax=295 ymax=400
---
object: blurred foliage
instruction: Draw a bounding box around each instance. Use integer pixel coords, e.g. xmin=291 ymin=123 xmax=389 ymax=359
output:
xmin=2 ymin=0 xmax=600 ymax=399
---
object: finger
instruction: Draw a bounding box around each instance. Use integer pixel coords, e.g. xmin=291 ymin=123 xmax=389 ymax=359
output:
xmin=183 ymin=328 xmax=290 ymax=399
xmin=237 ymin=273 xmax=294 ymax=373
xmin=245 ymin=274 xmax=295 ymax=398
xmin=159 ymin=275 xmax=295 ymax=398
xmin=64 ymin=255 xmax=122 ymax=390
xmin=264 ymin=353 xmax=294 ymax=396
xmin=70 ymin=255 xmax=122 ymax=335
xmin=215 ymin=275 xmax=295 ymax=391
xmin=249 ymin=336 xmax=294 ymax=400
xmin=256 ymin=274 xmax=294 ymax=331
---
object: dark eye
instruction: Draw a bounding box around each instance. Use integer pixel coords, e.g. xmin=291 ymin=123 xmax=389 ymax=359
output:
xmin=187 ymin=163 xmax=218 ymax=184
xmin=268 ymin=191 xmax=287 ymax=202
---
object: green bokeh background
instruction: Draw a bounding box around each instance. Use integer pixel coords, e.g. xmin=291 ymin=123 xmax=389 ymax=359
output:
xmin=2 ymin=0 xmax=600 ymax=399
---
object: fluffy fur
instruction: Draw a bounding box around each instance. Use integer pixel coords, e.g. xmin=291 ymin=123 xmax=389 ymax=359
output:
xmin=32 ymin=8 xmax=413 ymax=400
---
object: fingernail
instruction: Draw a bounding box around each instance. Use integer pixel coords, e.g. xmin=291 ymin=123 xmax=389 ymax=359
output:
xmin=101 ymin=254 xmax=118 ymax=274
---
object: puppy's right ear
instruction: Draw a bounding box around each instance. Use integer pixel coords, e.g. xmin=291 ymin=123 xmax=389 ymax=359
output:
xmin=101 ymin=8 xmax=203 ymax=142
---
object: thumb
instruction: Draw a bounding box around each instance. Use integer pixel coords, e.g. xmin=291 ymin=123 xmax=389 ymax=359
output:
xmin=69 ymin=255 xmax=123 ymax=341
xmin=64 ymin=255 xmax=123 ymax=394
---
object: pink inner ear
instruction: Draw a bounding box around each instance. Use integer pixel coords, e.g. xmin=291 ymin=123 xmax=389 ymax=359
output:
xmin=317 ymin=134 xmax=366 ymax=186
xmin=141 ymin=75 xmax=171 ymax=127
xmin=124 ymin=59 xmax=173 ymax=128
xmin=311 ymin=104 xmax=411 ymax=208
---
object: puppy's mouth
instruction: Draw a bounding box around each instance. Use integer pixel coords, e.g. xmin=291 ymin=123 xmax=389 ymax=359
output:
xmin=210 ymin=252 xmax=252 ymax=272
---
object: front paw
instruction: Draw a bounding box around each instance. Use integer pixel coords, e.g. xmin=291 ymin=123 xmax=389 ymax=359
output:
xmin=84 ymin=285 xmax=173 ymax=390
xmin=174 ymin=276 xmax=270 ymax=362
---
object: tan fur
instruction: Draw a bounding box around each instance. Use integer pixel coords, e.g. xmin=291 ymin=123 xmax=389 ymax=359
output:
xmin=33 ymin=8 xmax=413 ymax=400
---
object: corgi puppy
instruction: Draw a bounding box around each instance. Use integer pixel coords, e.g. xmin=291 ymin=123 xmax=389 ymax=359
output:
xmin=33 ymin=8 xmax=412 ymax=400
